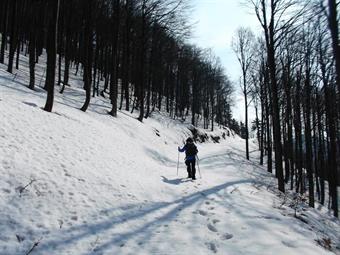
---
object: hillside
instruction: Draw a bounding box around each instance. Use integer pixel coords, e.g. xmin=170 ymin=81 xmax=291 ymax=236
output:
xmin=1 ymin=58 xmax=340 ymax=255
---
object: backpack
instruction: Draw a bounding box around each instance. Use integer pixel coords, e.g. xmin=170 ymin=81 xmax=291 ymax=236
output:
xmin=186 ymin=143 xmax=197 ymax=157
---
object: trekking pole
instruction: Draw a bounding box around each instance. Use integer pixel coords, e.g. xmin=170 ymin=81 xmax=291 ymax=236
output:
xmin=196 ymin=155 xmax=202 ymax=179
xmin=176 ymin=150 xmax=180 ymax=176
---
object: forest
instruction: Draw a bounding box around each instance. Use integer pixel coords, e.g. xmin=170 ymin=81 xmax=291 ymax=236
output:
xmin=233 ymin=0 xmax=340 ymax=218
xmin=0 ymin=0 xmax=339 ymax=219
xmin=0 ymin=0 xmax=234 ymax=128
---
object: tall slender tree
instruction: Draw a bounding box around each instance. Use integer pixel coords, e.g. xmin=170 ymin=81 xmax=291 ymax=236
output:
xmin=232 ymin=27 xmax=255 ymax=160
xmin=44 ymin=0 xmax=61 ymax=112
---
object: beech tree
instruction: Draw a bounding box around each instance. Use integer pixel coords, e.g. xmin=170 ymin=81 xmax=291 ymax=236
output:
xmin=44 ymin=0 xmax=60 ymax=112
xmin=232 ymin=27 xmax=255 ymax=160
xmin=246 ymin=0 xmax=339 ymax=216
xmin=0 ymin=0 xmax=233 ymax=132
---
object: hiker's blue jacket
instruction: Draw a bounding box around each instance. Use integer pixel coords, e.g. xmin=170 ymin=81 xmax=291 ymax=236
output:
xmin=178 ymin=144 xmax=197 ymax=161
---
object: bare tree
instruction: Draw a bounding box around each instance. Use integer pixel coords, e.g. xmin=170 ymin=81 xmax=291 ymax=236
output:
xmin=248 ymin=0 xmax=308 ymax=192
xmin=232 ymin=27 xmax=255 ymax=160
xmin=324 ymin=0 xmax=339 ymax=218
xmin=44 ymin=0 xmax=61 ymax=112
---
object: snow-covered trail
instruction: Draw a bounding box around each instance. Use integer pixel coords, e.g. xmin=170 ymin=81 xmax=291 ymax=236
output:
xmin=28 ymin=144 xmax=332 ymax=255
xmin=1 ymin=58 xmax=339 ymax=255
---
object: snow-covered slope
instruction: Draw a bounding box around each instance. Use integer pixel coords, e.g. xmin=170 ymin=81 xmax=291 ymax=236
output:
xmin=1 ymin=58 xmax=340 ymax=255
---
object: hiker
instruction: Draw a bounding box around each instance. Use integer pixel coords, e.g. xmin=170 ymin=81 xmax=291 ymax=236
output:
xmin=178 ymin=137 xmax=198 ymax=180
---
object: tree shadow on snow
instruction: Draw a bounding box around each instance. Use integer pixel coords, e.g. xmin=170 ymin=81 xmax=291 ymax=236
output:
xmin=22 ymin=101 xmax=38 ymax=108
xmin=35 ymin=179 xmax=252 ymax=254
xmin=144 ymin=147 xmax=177 ymax=167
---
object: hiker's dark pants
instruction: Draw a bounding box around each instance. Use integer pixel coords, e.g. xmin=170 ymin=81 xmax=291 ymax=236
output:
xmin=185 ymin=159 xmax=196 ymax=178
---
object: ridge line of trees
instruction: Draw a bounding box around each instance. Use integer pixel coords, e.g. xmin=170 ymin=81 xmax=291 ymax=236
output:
xmin=0 ymin=0 xmax=236 ymax=131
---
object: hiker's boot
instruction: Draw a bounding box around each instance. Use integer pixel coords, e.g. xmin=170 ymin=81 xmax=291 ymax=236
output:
xmin=192 ymin=168 xmax=196 ymax=180
xmin=187 ymin=170 xmax=192 ymax=178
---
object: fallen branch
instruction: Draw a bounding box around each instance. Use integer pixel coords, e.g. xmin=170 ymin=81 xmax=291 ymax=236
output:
xmin=90 ymin=236 xmax=100 ymax=252
xmin=25 ymin=237 xmax=42 ymax=255
xmin=18 ymin=179 xmax=36 ymax=197
xmin=230 ymin=187 xmax=239 ymax=194
xmin=295 ymin=214 xmax=308 ymax=224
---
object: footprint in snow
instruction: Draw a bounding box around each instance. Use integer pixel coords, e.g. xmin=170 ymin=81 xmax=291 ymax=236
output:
xmin=2 ymin=188 xmax=11 ymax=194
xmin=212 ymin=219 xmax=220 ymax=224
xmin=282 ymin=240 xmax=297 ymax=248
xmin=0 ymin=235 xmax=10 ymax=242
xmin=71 ymin=216 xmax=78 ymax=221
xmin=198 ymin=210 xmax=208 ymax=216
xmin=36 ymin=223 xmax=45 ymax=229
xmin=2 ymin=160 xmax=10 ymax=170
xmin=221 ymin=233 xmax=233 ymax=240
xmin=207 ymin=223 xmax=218 ymax=232
xmin=205 ymin=242 xmax=218 ymax=253
xmin=100 ymin=210 xmax=109 ymax=216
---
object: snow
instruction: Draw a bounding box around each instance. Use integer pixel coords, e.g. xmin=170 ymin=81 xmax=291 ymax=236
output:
xmin=1 ymin=55 xmax=340 ymax=255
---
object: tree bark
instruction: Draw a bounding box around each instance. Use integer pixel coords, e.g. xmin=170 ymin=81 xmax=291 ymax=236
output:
xmin=44 ymin=0 xmax=60 ymax=112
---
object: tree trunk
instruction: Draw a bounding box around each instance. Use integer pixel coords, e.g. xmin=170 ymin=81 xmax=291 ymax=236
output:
xmin=0 ymin=0 xmax=9 ymax=64
xmin=304 ymin=75 xmax=314 ymax=207
xmin=80 ymin=0 xmax=93 ymax=112
xmin=109 ymin=0 xmax=120 ymax=117
xmin=7 ymin=0 xmax=18 ymax=73
xmin=44 ymin=0 xmax=60 ymax=112
xmin=28 ymin=2 xmax=37 ymax=90
xmin=244 ymin=85 xmax=249 ymax=160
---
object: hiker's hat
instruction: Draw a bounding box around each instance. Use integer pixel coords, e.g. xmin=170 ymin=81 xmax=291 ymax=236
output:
xmin=186 ymin=137 xmax=193 ymax=143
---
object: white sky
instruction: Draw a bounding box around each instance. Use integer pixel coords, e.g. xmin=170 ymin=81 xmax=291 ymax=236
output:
xmin=189 ymin=0 xmax=261 ymax=123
